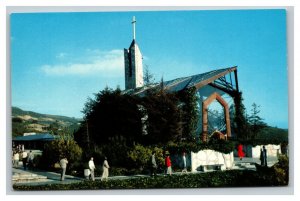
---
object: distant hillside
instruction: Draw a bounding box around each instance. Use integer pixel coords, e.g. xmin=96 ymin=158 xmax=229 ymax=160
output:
xmin=12 ymin=107 xmax=80 ymax=124
xmin=12 ymin=107 xmax=81 ymax=137
xmin=256 ymin=126 xmax=288 ymax=143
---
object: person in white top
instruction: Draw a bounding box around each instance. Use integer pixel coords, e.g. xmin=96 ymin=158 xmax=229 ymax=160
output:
xmin=181 ymin=152 xmax=187 ymax=174
xmin=27 ymin=150 xmax=34 ymax=170
xmin=59 ymin=157 xmax=68 ymax=181
xmin=88 ymin=157 xmax=96 ymax=181
xmin=13 ymin=152 xmax=20 ymax=167
xmin=22 ymin=151 xmax=28 ymax=170
xmin=101 ymin=157 xmax=110 ymax=181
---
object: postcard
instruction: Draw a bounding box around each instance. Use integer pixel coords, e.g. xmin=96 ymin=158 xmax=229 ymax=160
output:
xmin=10 ymin=9 xmax=289 ymax=191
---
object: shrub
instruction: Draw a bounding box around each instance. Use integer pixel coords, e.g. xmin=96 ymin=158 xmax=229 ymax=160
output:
xmin=166 ymin=140 xmax=236 ymax=155
xmin=273 ymin=155 xmax=289 ymax=185
xmin=40 ymin=139 xmax=82 ymax=171
xmin=254 ymin=154 xmax=289 ymax=186
xmin=127 ymin=144 xmax=152 ymax=169
xmin=127 ymin=144 xmax=164 ymax=170
xmin=109 ymin=167 xmax=128 ymax=176
xmin=152 ymin=146 xmax=164 ymax=168
xmin=100 ymin=142 xmax=130 ymax=167
xmin=207 ymin=139 xmax=236 ymax=154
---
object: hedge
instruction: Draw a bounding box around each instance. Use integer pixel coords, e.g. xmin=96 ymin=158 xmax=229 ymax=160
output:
xmin=13 ymin=169 xmax=287 ymax=191
xmin=166 ymin=139 xmax=236 ymax=155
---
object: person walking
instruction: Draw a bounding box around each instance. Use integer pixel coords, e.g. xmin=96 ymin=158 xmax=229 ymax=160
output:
xmin=237 ymin=144 xmax=245 ymax=160
xmin=13 ymin=151 xmax=20 ymax=168
xmin=181 ymin=152 xmax=187 ymax=174
xmin=150 ymin=151 xmax=157 ymax=177
xmin=260 ymin=146 xmax=268 ymax=167
xmin=101 ymin=157 xmax=109 ymax=181
xmin=27 ymin=150 xmax=34 ymax=170
xmin=21 ymin=150 xmax=28 ymax=170
xmin=165 ymin=154 xmax=172 ymax=176
xmin=60 ymin=157 xmax=68 ymax=181
xmin=89 ymin=157 xmax=96 ymax=181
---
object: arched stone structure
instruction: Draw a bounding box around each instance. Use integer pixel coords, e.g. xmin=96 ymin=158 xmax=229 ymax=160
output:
xmin=202 ymin=92 xmax=231 ymax=142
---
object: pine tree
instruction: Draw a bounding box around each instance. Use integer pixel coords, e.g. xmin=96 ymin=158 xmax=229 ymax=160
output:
xmin=143 ymin=65 xmax=155 ymax=86
xmin=233 ymin=92 xmax=251 ymax=140
xmin=248 ymin=103 xmax=267 ymax=139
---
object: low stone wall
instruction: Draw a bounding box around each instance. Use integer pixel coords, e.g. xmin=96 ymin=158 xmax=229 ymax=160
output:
xmin=191 ymin=150 xmax=234 ymax=172
xmin=251 ymin=144 xmax=281 ymax=158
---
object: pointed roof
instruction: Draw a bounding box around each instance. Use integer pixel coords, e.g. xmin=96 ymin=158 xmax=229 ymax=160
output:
xmin=123 ymin=66 xmax=238 ymax=96
xmin=129 ymin=39 xmax=136 ymax=49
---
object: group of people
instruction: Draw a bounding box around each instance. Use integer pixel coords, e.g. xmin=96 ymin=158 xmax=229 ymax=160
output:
xmin=59 ymin=156 xmax=110 ymax=182
xmin=151 ymin=145 xmax=268 ymax=177
xmin=19 ymin=145 xmax=269 ymax=182
xmin=12 ymin=150 xmax=35 ymax=170
xmin=238 ymin=144 xmax=268 ymax=166
xmin=150 ymin=151 xmax=188 ymax=177
xmin=87 ymin=156 xmax=110 ymax=181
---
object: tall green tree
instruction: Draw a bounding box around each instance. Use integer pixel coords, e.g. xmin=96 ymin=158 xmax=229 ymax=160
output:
xmin=143 ymin=65 xmax=155 ymax=86
xmin=248 ymin=103 xmax=267 ymax=139
xmin=177 ymin=87 xmax=199 ymax=141
xmin=233 ymin=92 xmax=251 ymax=140
xmin=141 ymin=89 xmax=183 ymax=144
xmin=79 ymin=87 xmax=143 ymax=147
xmin=76 ymin=84 xmax=200 ymax=151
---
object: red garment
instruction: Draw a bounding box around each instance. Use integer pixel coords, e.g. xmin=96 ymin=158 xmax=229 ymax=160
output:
xmin=165 ymin=156 xmax=171 ymax=167
xmin=238 ymin=144 xmax=245 ymax=158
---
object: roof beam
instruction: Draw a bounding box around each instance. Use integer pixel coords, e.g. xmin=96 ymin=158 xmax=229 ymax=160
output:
xmin=193 ymin=66 xmax=237 ymax=90
xmin=234 ymin=69 xmax=239 ymax=92
xmin=208 ymin=83 xmax=237 ymax=97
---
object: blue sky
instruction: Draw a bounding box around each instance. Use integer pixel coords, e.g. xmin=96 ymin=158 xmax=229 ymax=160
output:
xmin=11 ymin=9 xmax=288 ymax=128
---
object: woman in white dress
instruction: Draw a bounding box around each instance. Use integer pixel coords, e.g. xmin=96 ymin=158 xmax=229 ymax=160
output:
xmin=101 ymin=157 xmax=110 ymax=181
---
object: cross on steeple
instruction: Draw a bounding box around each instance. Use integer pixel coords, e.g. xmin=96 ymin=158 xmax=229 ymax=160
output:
xmin=124 ymin=16 xmax=143 ymax=90
xmin=132 ymin=16 xmax=136 ymax=40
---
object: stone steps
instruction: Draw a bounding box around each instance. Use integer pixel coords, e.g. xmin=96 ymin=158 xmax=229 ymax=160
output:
xmin=232 ymin=161 xmax=257 ymax=170
xmin=236 ymin=162 xmax=252 ymax=167
xmin=12 ymin=172 xmax=48 ymax=183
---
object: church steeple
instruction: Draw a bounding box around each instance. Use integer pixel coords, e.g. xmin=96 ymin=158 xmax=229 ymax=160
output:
xmin=124 ymin=16 xmax=144 ymax=90
xmin=132 ymin=16 xmax=136 ymax=40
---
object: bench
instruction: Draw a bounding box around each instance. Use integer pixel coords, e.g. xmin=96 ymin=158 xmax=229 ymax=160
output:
xmin=198 ymin=164 xmax=225 ymax=172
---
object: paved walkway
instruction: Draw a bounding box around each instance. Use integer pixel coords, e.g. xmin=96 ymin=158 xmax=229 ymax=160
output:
xmin=234 ymin=156 xmax=278 ymax=166
xmin=13 ymin=167 xmax=83 ymax=186
xmin=12 ymin=156 xmax=278 ymax=187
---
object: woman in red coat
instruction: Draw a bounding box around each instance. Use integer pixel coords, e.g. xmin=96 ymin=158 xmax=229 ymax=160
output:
xmin=165 ymin=155 xmax=172 ymax=175
xmin=237 ymin=144 xmax=245 ymax=160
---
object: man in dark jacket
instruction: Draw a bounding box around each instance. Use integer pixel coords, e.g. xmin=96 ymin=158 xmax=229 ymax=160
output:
xmin=260 ymin=146 xmax=267 ymax=167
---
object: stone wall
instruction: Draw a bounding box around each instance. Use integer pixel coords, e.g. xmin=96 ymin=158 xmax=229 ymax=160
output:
xmin=191 ymin=149 xmax=234 ymax=172
xmin=251 ymin=144 xmax=281 ymax=158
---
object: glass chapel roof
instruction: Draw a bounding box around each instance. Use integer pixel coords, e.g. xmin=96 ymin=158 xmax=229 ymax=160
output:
xmin=123 ymin=66 xmax=237 ymax=96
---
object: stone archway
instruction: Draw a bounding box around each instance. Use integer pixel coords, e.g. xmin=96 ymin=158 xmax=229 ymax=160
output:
xmin=202 ymin=92 xmax=231 ymax=142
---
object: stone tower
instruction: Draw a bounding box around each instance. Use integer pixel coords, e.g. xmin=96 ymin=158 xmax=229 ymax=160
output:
xmin=124 ymin=16 xmax=144 ymax=90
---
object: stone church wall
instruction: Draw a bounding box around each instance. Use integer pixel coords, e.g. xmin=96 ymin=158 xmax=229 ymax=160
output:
xmin=191 ymin=149 xmax=234 ymax=172
xmin=251 ymin=144 xmax=281 ymax=158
